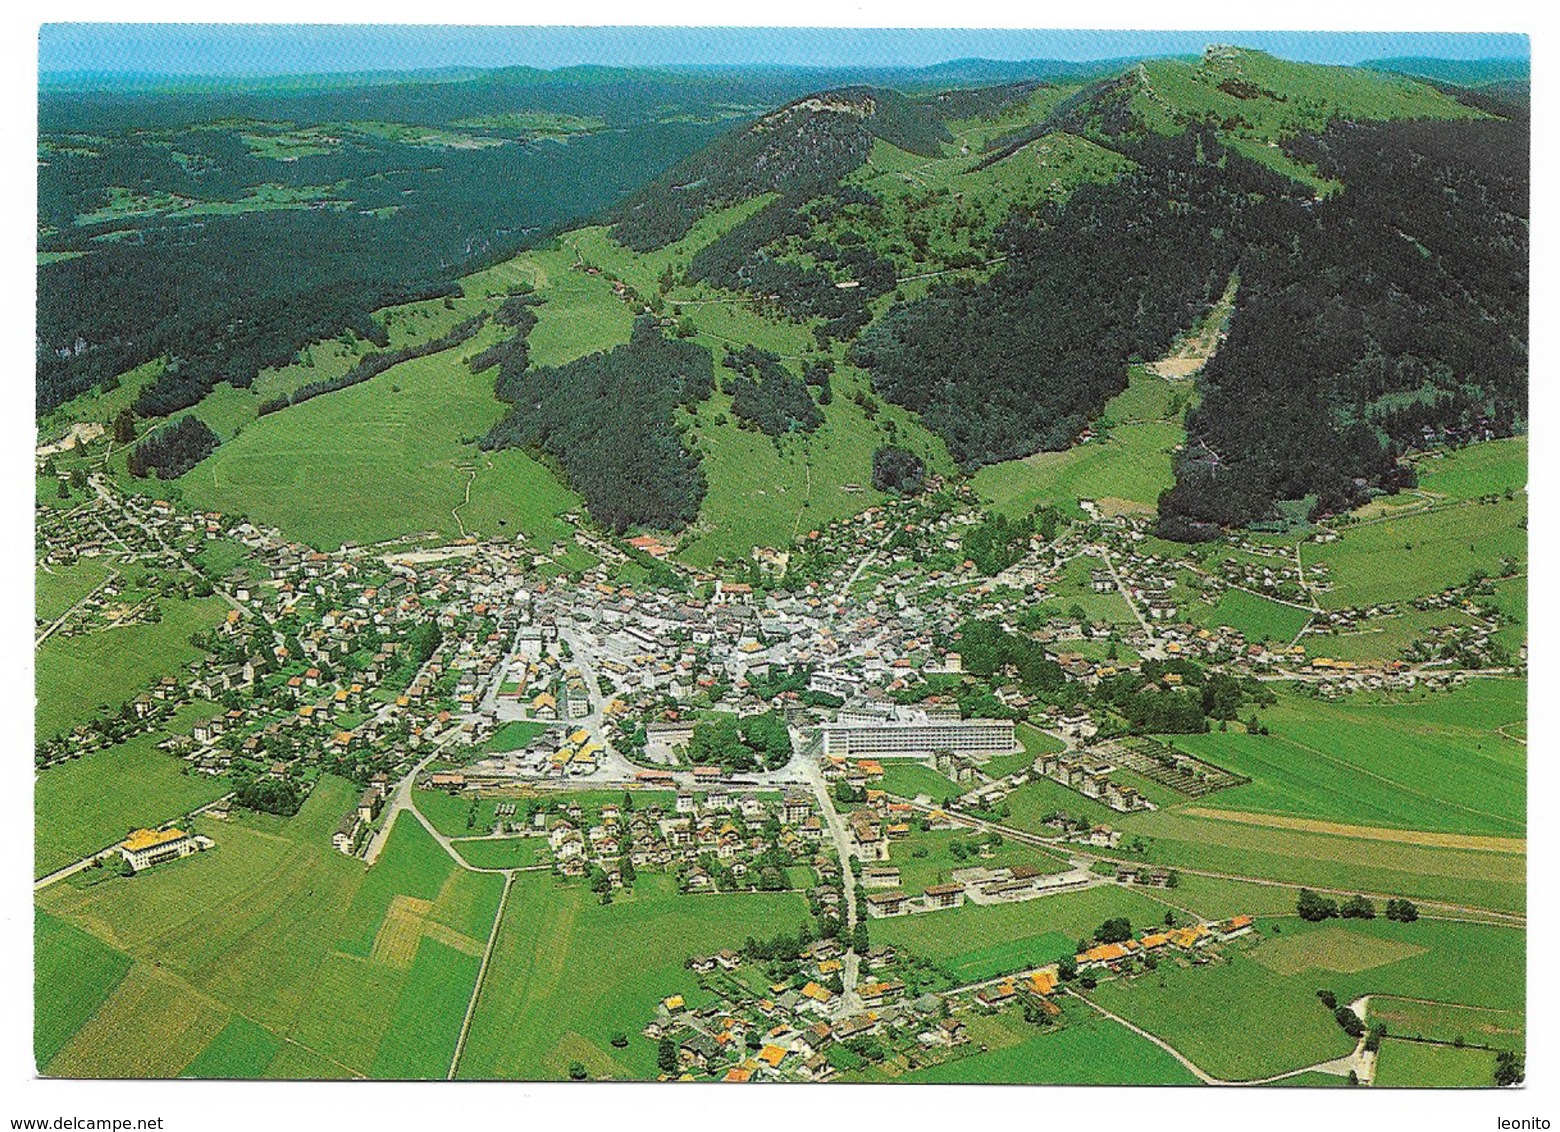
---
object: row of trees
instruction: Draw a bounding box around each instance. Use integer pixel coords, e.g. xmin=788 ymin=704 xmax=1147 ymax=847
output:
xmin=1298 ymin=888 xmax=1417 ymax=923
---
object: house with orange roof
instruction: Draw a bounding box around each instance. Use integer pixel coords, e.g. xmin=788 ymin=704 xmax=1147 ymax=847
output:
xmin=1076 ymin=942 xmax=1132 ymax=969
xmin=1212 ymin=914 xmax=1255 ymax=941
xmin=1025 ymin=970 xmax=1058 ymax=997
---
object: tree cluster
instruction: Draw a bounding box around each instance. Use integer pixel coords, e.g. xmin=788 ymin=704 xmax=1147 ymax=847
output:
xmin=481 ymin=316 xmax=712 ymax=532
xmin=127 ymin=414 xmax=219 ymax=479
xmin=870 ymin=445 xmax=925 ymax=495
xmin=723 ymin=346 xmax=821 ymax=436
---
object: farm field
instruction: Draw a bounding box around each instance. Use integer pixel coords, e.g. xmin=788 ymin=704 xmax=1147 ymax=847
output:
xmin=1113 ymin=808 xmax=1525 ymax=914
xmin=1089 ymin=943 xmax=1358 ymax=1080
xmin=456 ymin=873 xmax=810 ymax=1080
xmin=34 ymin=700 xmax=228 ymax=877
xmin=1410 ymin=437 xmax=1527 ymax=502
xmin=34 ymin=912 xmax=133 ymax=1069
xmin=177 ymin=330 xmax=584 ymax=552
xmin=179 ymin=1016 xmax=284 ymax=1079
xmin=1001 ymin=772 xmax=1126 ymax=832
xmin=450 ymin=836 xmax=546 ymax=870
xmin=1306 ymin=496 xmax=1527 ymax=609
xmin=1265 ymin=917 xmax=1524 ymax=1015
xmin=870 ymin=884 xmax=1173 ymax=976
xmin=1151 ymin=681 xmax=1525 ymax=836
xmin=891 ymin=1011 xmax=1199 ymax=1085
xmin=35 ymin=557 xmax=112 ymax=623
xmin=889 ymin=826 xmax=1067 ymax=894
xmin=1191 ymin=588 xmax=1312 ymax=645
xmin=877 ymin=761 xmax=962 ymax=802
xmin=35 ymin=777 xmax=369 ymax=1077
xmin=35 ymin=592 xmax=229 ymax=738
xmin=1368 ymin=996 xmax=1524 ymax=1051
xmin=1374 ymin=1039 xmax=1499 ymax=1087
xmin=1304 ymin=605 xmax=1480 ymax=663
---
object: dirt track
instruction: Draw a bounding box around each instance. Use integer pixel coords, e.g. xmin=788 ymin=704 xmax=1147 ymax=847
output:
xmin=1179 ymin=807 xmax=1526 ymax=855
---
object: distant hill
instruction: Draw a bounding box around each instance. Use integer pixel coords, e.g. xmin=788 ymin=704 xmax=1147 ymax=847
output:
xmin=1362 ymin=56 xmax=1529 ymax=88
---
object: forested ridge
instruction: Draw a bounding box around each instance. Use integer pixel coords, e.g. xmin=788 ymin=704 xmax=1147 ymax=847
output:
xmin=611 ymin=87 xmax=949 ymax=251
xmin=37 ymin=67 xmax=819 ymax=415
xmin=853 ymin=129 xmax=1286 ymax=468
xmin=41 ymin=51 xmax=1526 ymax=546
xmin=1157 ymin=114 xmax=1528 ymax=536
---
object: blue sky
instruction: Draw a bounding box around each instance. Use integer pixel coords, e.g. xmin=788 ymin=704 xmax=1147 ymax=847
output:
xmin=39 ymin=25 xmax=1529 ymax=77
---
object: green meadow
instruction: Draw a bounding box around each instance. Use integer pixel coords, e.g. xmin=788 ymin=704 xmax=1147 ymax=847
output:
xmin=34 ymin=912 xmax=133 ymax=1069
xmin=1307 ymin=497 xmax=1527 ymax=609
xmin=457 ymin=873 xmax=810 ymax=1080
xmin=34 ymin=558 xmax=112 ymax=623
xmin=1192 ymin=588 xmax=1312 ymax=645
xmin=1089 ymin=943 xmax=1358 ymax=1080
xmin=870 ymin=885 xmax=1173 ymax=975
xmin=35 ymin=592 xmax=229 ymax=738
xmin=876 ymin=761 xmax=962 ymax=802
xmin=35 ymin=700 xmax=228 ymax=877
xmin=891 ymin=1010 xmax=1198 ymax=1085
xmin=1374 ymin=1039 xmax=1497 ymax=1087
xmin=178 ymin=332 xmax=583 ymax=552
xmin=1411 ymin=437 xmax=1527 ymax=502
xmin=35 ymin=777 xmax=368 ymax=1077
xmin=1114 ymin=810 xmax=1525 ymax=915
xmin=974 ymin=366 xmax=1186 ymax=519
xmin=451 ymin=836 xmax=545 ymax=870
xmin=1160 ymin=680 xmax=1525 ymax=837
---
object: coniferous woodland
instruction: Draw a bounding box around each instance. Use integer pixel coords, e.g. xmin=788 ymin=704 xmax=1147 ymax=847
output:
xmin=723 ymin=346 xmax=822 ymax=436
xmin=870 ymin=446 xmax=926 ymax=495
xmin=126 ymin=414 xmax=219 ymax=479
xmin=854 ymin=130 xmax=1276 ymax=469
xmin=481 ymin=316 xmax=713 ymax=531
xmin=1157 ymin=114 xmax=1528 ymax=537
xmin=36 ymin=69 xmax=806 ymax=415
xmin=612 ymin=87 xmax=949 ymax=251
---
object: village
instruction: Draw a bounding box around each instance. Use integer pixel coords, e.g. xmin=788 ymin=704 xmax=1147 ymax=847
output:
xmin=34 ymin=467 xmax=1518 ymax=890
xmin=642 ymin=910 xmax=1260 ymax=1082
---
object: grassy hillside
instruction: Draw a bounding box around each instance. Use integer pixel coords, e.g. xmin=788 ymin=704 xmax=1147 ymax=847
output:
xmin=177 ymin=319 xmax=584 ymax=552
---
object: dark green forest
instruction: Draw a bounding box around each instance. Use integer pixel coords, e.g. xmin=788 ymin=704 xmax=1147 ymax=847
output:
xmin=481 ymin=316 xmax=713 ymax=532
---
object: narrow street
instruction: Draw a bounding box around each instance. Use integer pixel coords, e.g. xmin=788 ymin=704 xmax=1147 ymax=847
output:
xmin=803 ymin=756 xmax=861 ymax=1004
